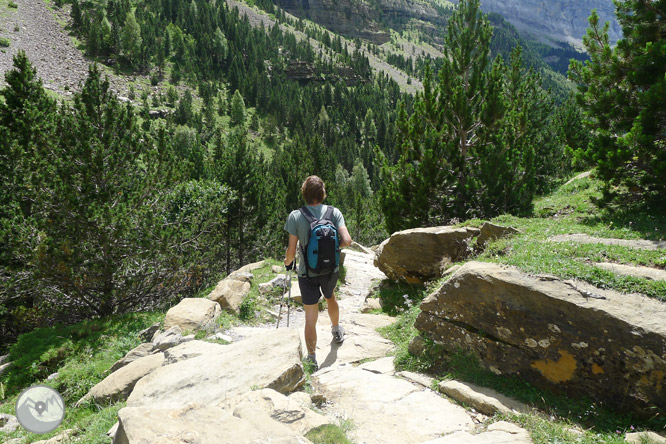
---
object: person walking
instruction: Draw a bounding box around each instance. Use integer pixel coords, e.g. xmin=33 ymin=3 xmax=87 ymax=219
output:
xmin=284 ymin=175 xmax=352 ymax=370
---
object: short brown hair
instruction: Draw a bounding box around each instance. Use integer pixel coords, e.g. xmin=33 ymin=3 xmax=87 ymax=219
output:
xmin=301 ymin=176 xmax=326 ymax=205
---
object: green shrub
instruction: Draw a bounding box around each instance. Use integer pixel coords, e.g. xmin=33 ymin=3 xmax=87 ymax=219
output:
xmin=0 ymin=37 xmax=10 ymax=47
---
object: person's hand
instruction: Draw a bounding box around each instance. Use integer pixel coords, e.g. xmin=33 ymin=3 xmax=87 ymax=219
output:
xmin=285 ymin=261 xmax=294 ymax=271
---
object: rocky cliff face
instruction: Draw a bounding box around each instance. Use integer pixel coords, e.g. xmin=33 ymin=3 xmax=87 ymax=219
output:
xmin=276 ymin=0 xmax=448 ymax=44
xmin=474 ymin=0 xmax=622 ymax=46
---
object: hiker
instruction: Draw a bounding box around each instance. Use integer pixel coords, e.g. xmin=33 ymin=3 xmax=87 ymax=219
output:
xmin=284 ymin=175 xmax=352 ymax=370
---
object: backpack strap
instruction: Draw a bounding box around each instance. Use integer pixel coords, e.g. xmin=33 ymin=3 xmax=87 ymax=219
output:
xmin=299 ymin=206 xmax=317 ymax=228
xmin=323 ymin=205 xmax=335 ymax=223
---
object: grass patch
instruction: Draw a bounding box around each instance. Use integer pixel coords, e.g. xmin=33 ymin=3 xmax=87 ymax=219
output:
xmin=0 ymin=37 xmax=10 ymax=47
xmin=0 ymin=311 xmax=161 ymax=443
xmin=238 ymin=258 xmax=288 ymax=323
xmin=462 ymin=174 xmax=666 ymax=301
xmin=371 ymin=280 xmax=427 ymax=316
xmin=306 ymin=424 xmax=353 ymax=444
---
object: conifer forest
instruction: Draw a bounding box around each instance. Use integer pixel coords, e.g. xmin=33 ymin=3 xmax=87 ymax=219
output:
xmin=1 ymin=0 xmax=664 ymax=347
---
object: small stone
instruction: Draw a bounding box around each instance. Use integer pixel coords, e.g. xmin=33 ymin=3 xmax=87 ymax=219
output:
xmin=408 ymin=335 xmax=427 ymax=356
xmin=47 ymin=372 xmax=59 ymax=380
xmin=209 ymin=332 xmax=233 ymax=343
xmin=0 ymin=413 xmax=19 ymax=433
xmin=310 ymin=393 xmax=327 ymax=405
xmin=272 ymin=265 xmax=283 ymax=273
xmin=107 ymin=422 xmax=119 ymax=438
xmin=138 ymin=322 xmax=160 ymax=342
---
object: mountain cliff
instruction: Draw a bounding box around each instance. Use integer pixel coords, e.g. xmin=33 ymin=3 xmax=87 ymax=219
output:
xmin=474 ymin=0 xmax=622 ymax=47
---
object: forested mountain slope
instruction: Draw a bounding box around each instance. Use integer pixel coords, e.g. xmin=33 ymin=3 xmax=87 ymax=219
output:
xmin=0 ymin=0 xmax=586 ymax=348
xmin=474 ymin=0 xmax=622 ymax=47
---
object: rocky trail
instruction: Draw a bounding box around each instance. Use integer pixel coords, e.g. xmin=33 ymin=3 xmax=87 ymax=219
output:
xmin=85 ymin=247 xmax=532 ymax=444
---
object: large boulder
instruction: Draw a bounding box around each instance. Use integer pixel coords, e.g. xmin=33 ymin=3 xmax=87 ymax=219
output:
xmin=163 ymin=298 xmax=221 ymax=333
xmin=76 ymin=353 xmax=164 ymax=407
xmin=127 ymin=329 xmax=304 ymax=409
xmin=115 ymin=403 xmax=314 ymax=444
xmin=207 ymin=274 xmax=252 ymax=314
xmin=374 ymin=226 xmax=479 ymax=283
xmin=414 ymin=261 xmax=666 ymax=415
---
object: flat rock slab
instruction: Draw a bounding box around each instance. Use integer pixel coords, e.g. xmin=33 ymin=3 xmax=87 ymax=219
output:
xmin=314 ymin=365 xmax=473 ymax=444
xmin=594 ymin=262 xmax=666 ymax=281
xmin=359 ymin=356 xmax=396 ymax=375
xmin=550 ymin=234 xmax=666 ymax=250
xmin=163 ymin=340 xmax=228 ymax=364
xmin=625 ymin=431 xmax=666 ymax=443
xmin=438 ymin=380 xmax=531 ymax=416
xmin=115 ymin=403 xmax=313 ymax=444
xmin=224 ymin=388 xmax=330 ymax=435
xmin=303 ymin=313 xmax=395 ymax=369
xmin=421 ymin=421 xmax=532 ymax=444
xmin=127 ymin=329 xmax=304 ymax=409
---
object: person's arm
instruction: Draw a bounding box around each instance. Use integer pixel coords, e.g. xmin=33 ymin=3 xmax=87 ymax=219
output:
xmin=284 ymin=234 xmax=298 ymax=267
xmin=338 ymin=226 xmax=352 ymax=248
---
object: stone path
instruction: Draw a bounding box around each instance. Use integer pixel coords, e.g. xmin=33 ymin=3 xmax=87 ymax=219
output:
xmin=226 ymin=249 xmax=533 ymax=444
xmin=550 ymin=233 xmax=666 ymax=250
xmin=594 ymin=262 xmax=666 ymax=281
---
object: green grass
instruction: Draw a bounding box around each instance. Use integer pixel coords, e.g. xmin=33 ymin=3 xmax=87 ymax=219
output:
xmin=0 ymin=312 xmax=161 ymax=443
xmin=238 ymin=258 xmax=288 ymax=323
xmin=467 ymin=174 xmax=666 ymax=301
xmin=0 ymin=37 xmax=10 ymax=47
xmin=306 ymin=424 xmax=353 ymax=444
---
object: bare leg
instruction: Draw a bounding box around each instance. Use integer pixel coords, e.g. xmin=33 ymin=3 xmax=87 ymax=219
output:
xmin=304 ymin=303 xmax=319 ymax=355
xmin=327 ymin=292 xmax=339 ymax=327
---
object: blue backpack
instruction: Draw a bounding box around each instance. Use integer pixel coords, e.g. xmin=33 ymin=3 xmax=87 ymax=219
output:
xmin=300 ymin=206 xmax=340 ymax=276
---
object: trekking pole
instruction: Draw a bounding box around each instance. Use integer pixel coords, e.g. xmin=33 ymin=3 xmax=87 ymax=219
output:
xmin=286 ymin=261 xmax=293 ymax=327
xmin=276 ymin=260 xmax=294 ymax=329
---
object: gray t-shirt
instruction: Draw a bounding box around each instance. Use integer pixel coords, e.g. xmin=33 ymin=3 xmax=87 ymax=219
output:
xmin=284 ymin=204 xmax=346 ymax=277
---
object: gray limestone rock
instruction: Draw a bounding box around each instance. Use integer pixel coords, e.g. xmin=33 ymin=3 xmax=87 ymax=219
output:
xmin=415 ymin=261 xmax=666 ymax=415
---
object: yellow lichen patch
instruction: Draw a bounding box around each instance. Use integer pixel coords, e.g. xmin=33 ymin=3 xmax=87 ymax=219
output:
xmin=592 ymin=363 xmax=604 ymax=375
xmin=531 ymin=349 xmax=577 ymax=383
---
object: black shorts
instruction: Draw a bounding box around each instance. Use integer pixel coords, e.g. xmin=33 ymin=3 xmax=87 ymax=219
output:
xmin=298 ymin=272 xmax=339 ymax=305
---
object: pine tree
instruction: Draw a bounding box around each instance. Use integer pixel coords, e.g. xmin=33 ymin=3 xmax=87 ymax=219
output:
xmin=380 ymin=0 xmax=548 ymax=233
xmin=570 ymin=2 xmax=666 ymax=204
xmin=121 ymin=11 xmax=142 ymax=67
xmin=0 ymin=52 xmax=59 ymax=339
xmin=230 ymin=89 xmax=246 ymax=127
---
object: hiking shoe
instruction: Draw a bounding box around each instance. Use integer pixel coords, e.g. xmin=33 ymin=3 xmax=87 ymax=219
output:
xmin=303 ymin=355 xmax=318 ymax=372
xmin=332 ymin=326 xmax=345 ymax=344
